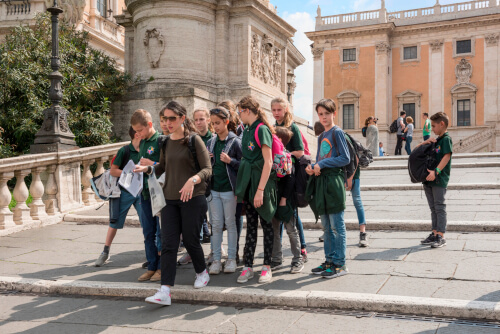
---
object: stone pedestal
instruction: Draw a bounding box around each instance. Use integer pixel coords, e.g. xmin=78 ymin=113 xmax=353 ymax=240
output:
xmin=55 ymin=162 xmax=82 ymax=212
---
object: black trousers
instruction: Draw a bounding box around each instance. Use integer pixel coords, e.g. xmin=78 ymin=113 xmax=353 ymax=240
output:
xmin=395 ymin=134 xmax=403 ymax=155
xmin=243 ymin=202 xmax=274 ymax=268
xmin=160 ymin=195 xmax=207 ymax=286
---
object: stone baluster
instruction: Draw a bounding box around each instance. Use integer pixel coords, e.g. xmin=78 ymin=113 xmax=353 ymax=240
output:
xmin=94 ymin=157 xmax=108 ymax=201
xmin=0 ymin=172 xmax=15 ymax=229
xmin=13 ymin=169 xmax=32 ymax=224
xmin=81 ymin=159 xmax=96 ymax=206
xmin=44 ymin=165 xmax=59 ymax=215
xmin=29 ymin=167 xmax=48 ymax=220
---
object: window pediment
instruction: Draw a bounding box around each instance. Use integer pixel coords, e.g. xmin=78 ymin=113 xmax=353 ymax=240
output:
xmin=451 ymin=83 xmax=477 ymax=95
xmin=337 ymin=90 xmax=360 ymax=102
xmin=396 ymin=89 xmax=422 ymax=99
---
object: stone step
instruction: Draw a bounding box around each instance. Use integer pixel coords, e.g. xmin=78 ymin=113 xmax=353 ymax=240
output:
xmin=1 ymin=277 xmax=498 ymax=321
xmin=366 ymin=161 xmax=500 ymax=170
xmin=374 ymin=152 xmax=500 ymax=161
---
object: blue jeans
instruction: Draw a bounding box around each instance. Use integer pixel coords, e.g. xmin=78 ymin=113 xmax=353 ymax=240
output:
xmin=423 ymin=135 xmax=430 ymax=141
xmin=351 ymin=179 xmax=366 ymax=226
xmin=320 ymin=211 xmax=346 ymax=266
xmin=139 ymin=194 xmax=160 ymax=271
xmin=405 ymin=136 xmax=413 ymax=155
xmin=208 ymin=190 xmax=237 ymax=261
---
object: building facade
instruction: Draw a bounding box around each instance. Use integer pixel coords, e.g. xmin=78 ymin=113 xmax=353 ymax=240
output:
xmin=306 ymin=0 xmax=500 ymax=153
xmin=0 ymin=0 xmax=126 ymax=68
xmin=112 ymin=0 xmax=312 ymax=147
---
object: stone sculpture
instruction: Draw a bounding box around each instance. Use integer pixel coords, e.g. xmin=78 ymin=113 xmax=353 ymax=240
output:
xmin=144 ymin=28 xmax=166 ymax=68
xmin=45 ymin=0 xmax=86 ymax=25
xmin=456 ymin=58 xmax=472 ymax=84
xmin=250 ymin=33 xmax=283 ymax=89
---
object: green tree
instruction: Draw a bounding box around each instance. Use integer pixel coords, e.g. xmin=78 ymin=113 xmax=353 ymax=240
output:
xmin=0 ymin=13 xmax=132 ymax=157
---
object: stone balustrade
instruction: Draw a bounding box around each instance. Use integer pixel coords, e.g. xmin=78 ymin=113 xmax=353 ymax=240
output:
xmin=0 ymin=142 xmax=127 ymax=230
xmin=316 ymin=0 xmax=500 ymax=30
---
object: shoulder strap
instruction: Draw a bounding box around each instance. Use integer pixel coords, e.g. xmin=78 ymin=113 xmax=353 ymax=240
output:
xmin=223 ymin=137 xmax=236 ymax=154
xmin=188 ymin=134 xmax=201 ymax=173
xmin=254 ymin=123 xmax=264 ymax=148
xmin=119 ymin=145 xmax=130 ymax=171
xmin=330 ymin=126 xmax=340 ymax=157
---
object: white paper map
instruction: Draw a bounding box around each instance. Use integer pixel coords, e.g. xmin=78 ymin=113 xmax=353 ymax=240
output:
xmin=118 ymin=160 xmax=143 ymax=197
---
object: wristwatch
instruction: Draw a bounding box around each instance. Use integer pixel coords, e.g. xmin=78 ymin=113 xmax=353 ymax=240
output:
xmin=192 ymin=177 xmax=198 ymax=184
xmin=435 ymin=167 xmax=441 ymax=175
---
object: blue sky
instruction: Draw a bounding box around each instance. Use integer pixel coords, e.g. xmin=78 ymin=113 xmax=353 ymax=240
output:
xmin=272 ymin=0 xmax=471 ymax=122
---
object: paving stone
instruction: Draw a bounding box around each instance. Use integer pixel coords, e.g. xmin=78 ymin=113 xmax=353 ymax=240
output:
xmin=348 ymin=248 xmax=412 ymax=261
xmin=404 ymin=249 xmax=478 ymax=265
xmin=377 ymin=276 xmax=446 ymax=298
xmin=431 ymin=280 xmax=500 ymax=301
xmin=464 ymin=240 xmax=500 ymax=252
xmin=453 ymin=257 xmax=500 ymax=282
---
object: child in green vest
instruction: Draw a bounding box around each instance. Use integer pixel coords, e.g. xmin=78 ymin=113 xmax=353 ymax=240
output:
xmin=418 ymin=112 xmax=453 ymax=248
xmin=235 ymin=96 xmax=277 ymax=284
xmin=306 ymin=99 xmax=350 ymax=279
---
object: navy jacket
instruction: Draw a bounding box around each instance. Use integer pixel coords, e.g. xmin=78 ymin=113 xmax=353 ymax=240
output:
xmin=206 ymin=131 xmax=242 ymax=193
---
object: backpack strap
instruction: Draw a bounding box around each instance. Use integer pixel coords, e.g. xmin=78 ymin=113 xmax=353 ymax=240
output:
xmin=254 ymin=123 xmax=264 ymax=148
xmin=118 ymin=145 xmax=131 ymax=171
xmin=223 ymin=136 xmax=236 ymax=154
xmin=188 ymin=134 xmax=201 ymax=173
xmin=329 ymin=126 xmax=348 ymax=182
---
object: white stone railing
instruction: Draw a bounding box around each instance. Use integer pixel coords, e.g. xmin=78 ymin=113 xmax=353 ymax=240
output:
xmin=0 ymin=142 xmax=127 ymax=230
xmin=316 ymin=0 xmax=500 ymax=30
xmin=454 ymin=128 xmax=495 ymax=153
xmin=0 ymin=1 xmax=44 ymax=22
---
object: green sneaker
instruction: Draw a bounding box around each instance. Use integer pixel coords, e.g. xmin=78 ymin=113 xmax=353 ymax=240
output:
xmin=321 ymin=264 xmax=348 ymax=279
xmin=311 ymin=261 xmax=333 ymax=275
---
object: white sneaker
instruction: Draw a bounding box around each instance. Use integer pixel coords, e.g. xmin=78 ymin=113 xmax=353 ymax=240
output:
xmin=145 ymin=289 xmax=171 ymax=306
xmin=178 ymin=253 xmax=192 ymax=265
xmin=209 ymin=261 xmax=222 ymax=275
xmin=224 ymin=259 xmax=237 ymax=273
xmin=206 ymin=251 xmax=214 ymax=265
xmin=194 ymin=270 xmax=210 ymax=289
xmin=237 ymin=267 xmax=254 ymax=283
xmin=258 ymin=266 xmax=272 ymax=283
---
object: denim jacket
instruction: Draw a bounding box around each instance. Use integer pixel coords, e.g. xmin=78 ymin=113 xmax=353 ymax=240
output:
xmin=206 ymin=131 xmax=242 ymax=193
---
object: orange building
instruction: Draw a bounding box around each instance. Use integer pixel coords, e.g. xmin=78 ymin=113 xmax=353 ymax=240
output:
xmin=306 ymin=0 xmax=500 ymax=153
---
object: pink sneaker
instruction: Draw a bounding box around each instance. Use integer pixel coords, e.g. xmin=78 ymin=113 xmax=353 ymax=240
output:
xmin=237 ymin=267 xmax=254 ymax=283
xmin=258 ymin=266 xmax=272 ymax=283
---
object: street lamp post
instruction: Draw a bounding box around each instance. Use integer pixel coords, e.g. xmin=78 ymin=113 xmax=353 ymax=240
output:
xmin=31 ymin=0 xmax=77 ymax=154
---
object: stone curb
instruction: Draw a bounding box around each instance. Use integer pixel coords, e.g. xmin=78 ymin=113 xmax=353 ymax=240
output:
xmin=366 ymin=162 xmax=500 ymax=170
xmin=374 ymin=152 xmax=500 ymax=161
xmin=1 ymin=276 xmax=499 ymax=321
xmin=361 ymin=183 xmax=500 ymax=190
xmin=64 ymin=214 xmax=500 ymax=232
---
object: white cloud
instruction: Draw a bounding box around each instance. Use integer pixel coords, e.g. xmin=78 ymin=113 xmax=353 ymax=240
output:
xmin=353 ymin=0 xmax=380 ymax=11
xmin=283 ymin=11 xmax=315 ymax=123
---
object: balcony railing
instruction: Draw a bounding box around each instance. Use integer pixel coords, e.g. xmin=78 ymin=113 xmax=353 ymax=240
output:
xmin=316 ymin=0 xmax=500 ymax=30
xmin=0 ymin=142 xmax=127 ymax=231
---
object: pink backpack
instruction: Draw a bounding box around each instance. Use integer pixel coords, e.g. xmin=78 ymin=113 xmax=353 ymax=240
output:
xmin=254 ymin=123 xmax=292 ymax=178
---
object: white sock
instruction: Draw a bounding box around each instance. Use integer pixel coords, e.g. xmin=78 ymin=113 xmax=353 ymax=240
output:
xmin=161 ymin=286 xmax=170 ymax=294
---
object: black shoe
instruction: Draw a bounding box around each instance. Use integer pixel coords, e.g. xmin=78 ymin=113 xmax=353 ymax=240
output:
xmin=431 ymin=235 xmax=447 ymax=248
xmin=202 ymin=235 xmax=211 ymax=244
xmin=270 ymin=260 xmax=283 ymax=269
xmin=319 ymin=236 xmax=324 ymax=242
xmin=311 ymin=261 xmax=332 ymax=275
xmin=142 ymin=261 xmax=149 ymax=269
xmin=359 ymin=232 xmax=368 ymax=247
xmin=421 ymin=233 xmax=436 ymax=245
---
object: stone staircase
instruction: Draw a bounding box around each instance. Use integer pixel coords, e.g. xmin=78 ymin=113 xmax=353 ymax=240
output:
xmin=454 ymin=127 xmax=496 ymax=153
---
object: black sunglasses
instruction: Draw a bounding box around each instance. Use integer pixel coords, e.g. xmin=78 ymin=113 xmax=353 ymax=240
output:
xmin=210 ymin=108 xmax=228 ymax=118
xmin=161 ymin=116 xmax=180 ymax=122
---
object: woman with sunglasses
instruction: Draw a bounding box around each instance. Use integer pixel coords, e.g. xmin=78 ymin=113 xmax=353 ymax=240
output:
xmin=206 ymin=107 xmax=242 ymax=274
xmin=235 ymin=96 xmax=277 ymax=284
xmin=135 ymin=101 xmax=212 ymax=306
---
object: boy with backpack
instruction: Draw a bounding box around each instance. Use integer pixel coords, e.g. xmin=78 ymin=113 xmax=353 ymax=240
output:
xmin=306 ymin=98 xmax=350 ymax=278
xmin=417 ymin=112 xmax=453 ymax=248
xmin=94 ymin=127 xmax=145 ymax=268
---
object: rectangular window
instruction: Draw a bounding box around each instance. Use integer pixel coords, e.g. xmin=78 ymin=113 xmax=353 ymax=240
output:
xmin=343 ymin=104 xmax=355 ymax=130
xmin=403 ymin=46 xmax=418 ymax=60
xmin=456 ymin=40 xmax=472 ymax=54
xmin=403 ymin=103 xmax=415 ymax=124
xmin=343 ymin=48 xmax=356 ymax=62
xmin=457 ymin=99 xmax=471 ymax=126
xmin=97 ymin=0 xmax=107 ymax=16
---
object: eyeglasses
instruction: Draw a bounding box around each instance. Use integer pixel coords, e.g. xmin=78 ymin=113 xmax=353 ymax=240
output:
xmin=210 ymin=108 xmax=228 ymax=118
xmin=237 ymin=108 xmax=248 ymax=115
xmin=161 ymin=116 xmax=180 ymax=122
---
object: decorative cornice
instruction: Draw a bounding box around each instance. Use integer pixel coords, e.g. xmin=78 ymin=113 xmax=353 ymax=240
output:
xmin=375 ymin=42 xmax=391 ymax=54
xmin=429 ymin=39 xmax=444 ymax=52
xmin=311 ymin=47 xmax=324 ymax=60
xmin=485 ymin=33 xmax=499 ymax=46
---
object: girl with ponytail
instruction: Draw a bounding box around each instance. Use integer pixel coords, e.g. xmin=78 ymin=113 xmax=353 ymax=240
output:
xmin=205 ymin=107 xmax=243 ymax=274
xmin=136 ymin=101 xmax=212 ymax=306
xmin=234 ymin=96 xmax=277 ymax=284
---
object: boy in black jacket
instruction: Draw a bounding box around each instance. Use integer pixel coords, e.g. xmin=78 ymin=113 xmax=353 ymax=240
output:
xmin=271 ymin=127 xmax=303 ymax=273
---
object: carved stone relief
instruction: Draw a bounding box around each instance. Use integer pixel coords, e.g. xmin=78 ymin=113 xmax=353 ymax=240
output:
xmin=485 ymin=33 xmax=499 ymax=47
xmin=250 ymin=33 xmax=283 ymax=89
xmin=375 ymin=42 xmax=391 ymax=54
xmin=144 ymin=29 xmax=166 ymax=68
xmin=456 ymin=58 xmax=472 ymax=84
xmin=429 ymin=39 xmax=444 ymax=52
xmin=45 ymin=0 xmax=86 ymax=25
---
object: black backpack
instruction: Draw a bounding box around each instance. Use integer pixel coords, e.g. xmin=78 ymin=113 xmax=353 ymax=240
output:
xmin=344 ymin=133 xmax=373 ymax=168
xmin=408 ymin=142 xmax=438 ymax=183
xmin=160 ymin=134 xmax=212 ymax=198
xmin=330 ymin=127 xmax=358 ymax=181
xmin=361 ymin=126 xmax=367 ymax=138
xmin=389 ymin=119 xmax=398 ymax=133
xmin=293 ymin=155 xmax=312 ymax=208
